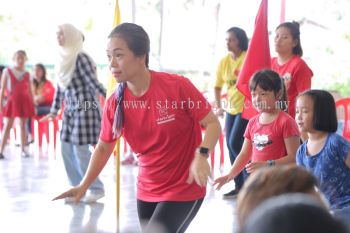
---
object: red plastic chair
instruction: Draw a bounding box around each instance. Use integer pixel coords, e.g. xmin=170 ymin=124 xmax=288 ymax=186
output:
xmin=32 ymin=116 xmax=60 ymax=150
xmin=336 ymin=98 xmax=350 ymax=142
xmin=31 ymin=103 xmax=63 ymax=150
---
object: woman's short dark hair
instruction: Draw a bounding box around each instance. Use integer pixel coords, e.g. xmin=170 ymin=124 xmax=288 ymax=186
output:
xmin=227 ymin=27 xmax=248 ymax=51
xmin=298 ymin=90 xmax=338 ymax=133
xmin=109 ymin=23 xmax=150 ymax=67
xmin=276 ymin=21 xmax=303 ymax=56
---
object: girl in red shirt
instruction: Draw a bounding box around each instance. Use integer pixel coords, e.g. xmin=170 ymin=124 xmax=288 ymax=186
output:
xmin=214 ymin=69 xmax=300 ymax=190
xmin=0 ymin=50 xmax=35 ymax=158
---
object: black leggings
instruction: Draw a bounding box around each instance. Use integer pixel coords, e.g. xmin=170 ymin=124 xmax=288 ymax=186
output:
xmin=137 ymin=198 xmax=204 ymax=233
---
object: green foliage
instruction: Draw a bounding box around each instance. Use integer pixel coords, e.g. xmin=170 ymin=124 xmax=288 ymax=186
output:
xmin=325 ymin=46 xmax=335 ymax=54
xmin=84 ymin=17 xmax=94 ymax=32
xmin=344 ymin=32 xmax=350 ymax=42
xmin=328 ymin=78 xmax=350 ymax=97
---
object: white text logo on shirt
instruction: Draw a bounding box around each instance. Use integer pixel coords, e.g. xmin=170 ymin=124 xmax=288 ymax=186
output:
xmin=156 ymin=107 xmax=175 ymax=125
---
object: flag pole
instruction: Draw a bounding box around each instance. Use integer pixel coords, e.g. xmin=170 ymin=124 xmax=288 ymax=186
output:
xmin=280 ymin=0 xmax=286 ymax=23
xmin=109 ymin=1 xmax=121 ymax=232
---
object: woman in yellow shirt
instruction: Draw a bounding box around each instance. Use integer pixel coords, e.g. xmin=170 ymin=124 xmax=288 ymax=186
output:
xmin=214 ymin=27 xmax=248 ymax=198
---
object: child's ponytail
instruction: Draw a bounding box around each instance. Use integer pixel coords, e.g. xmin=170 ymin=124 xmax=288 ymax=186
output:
xmin=279 ymin=79 xmax=288 ymax=112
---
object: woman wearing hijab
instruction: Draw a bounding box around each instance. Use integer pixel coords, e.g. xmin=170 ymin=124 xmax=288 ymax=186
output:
xmin=42 ymin=24 xmax=106 ymax=203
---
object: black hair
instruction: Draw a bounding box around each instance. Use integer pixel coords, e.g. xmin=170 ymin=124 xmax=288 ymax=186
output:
xmin=32 ymin=63 xmax=47 ymax=88
xmin=13 ymin=50 xmax=28 ymax=60
xmin=240 ymin=194 xmax=348 ymax=233
xmin=276 ymin=21 xmax=303 ymax=56
xmin=227 ymin=27 xmax=248 ymax=51
xmin=0 ymin=65 xmax=5 ymax=74
xmin=249 ymin=69 xmax=288 ymax=112
xmin=298 ymin=90 xmax=338 ymax=133
xmin=109 ymin=23 xmax=151 ymax=138
xmin=109 ymin=23 xmax=150 ymax=68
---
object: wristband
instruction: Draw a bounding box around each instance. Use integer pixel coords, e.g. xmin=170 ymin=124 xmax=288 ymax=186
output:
xmin=196 ymin=147 xmax=210 ymax=158
xmin=267 ymin=160 xmax=275 ymax=167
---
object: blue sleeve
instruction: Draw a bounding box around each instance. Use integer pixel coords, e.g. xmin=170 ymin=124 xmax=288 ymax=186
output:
xmin=333 ymin=134 xmax=350 ymax=162
xmin=296 ymin=144 xmax=305 ymax=166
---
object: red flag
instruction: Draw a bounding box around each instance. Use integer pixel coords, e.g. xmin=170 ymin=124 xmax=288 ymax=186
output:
xmin=237 ymin=0 xmax=271 ymax=119
xmin=280 ymin=0 xmax=286 ymax=23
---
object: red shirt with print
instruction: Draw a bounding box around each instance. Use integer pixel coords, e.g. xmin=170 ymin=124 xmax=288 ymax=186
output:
xmin=100 ymin=70 xmax=211 ymax=202
xmin=271 ymin=55 xmax=313 ymax=118
xmin=244 ymin=111 xmax=299 ymax=162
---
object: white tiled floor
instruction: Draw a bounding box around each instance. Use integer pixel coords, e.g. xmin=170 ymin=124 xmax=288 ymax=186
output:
xmin=0 ymin=137 xmax=238 ymax=233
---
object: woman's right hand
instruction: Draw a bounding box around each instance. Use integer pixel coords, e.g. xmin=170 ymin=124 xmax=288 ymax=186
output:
xmin=52 ymin=185 xmax=87 ymax=203
xmin=39 ymin=113 xmax=56 ymax=122
xmin=213 ymin=175 xmax=231 ymax=190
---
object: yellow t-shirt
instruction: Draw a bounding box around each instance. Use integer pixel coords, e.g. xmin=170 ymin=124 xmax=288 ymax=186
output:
xmin=215 ymin=52 xmax=246 ymax=115
xmin=106 ymin=74 xmax=117 ymax=98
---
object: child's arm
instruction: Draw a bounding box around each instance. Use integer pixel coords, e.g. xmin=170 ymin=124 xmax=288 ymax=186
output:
xmin=214 ymin=139 xmax=252 ymax=190
xmin=0 ymin=71 xmax=8 ymax=112
xmin=245 ymin=136 xmax=300 ymax=173
xmin=275 ymin=136 xmax=300 ymax=165
xmin=345 ymin=150 xmax=350 ymax=168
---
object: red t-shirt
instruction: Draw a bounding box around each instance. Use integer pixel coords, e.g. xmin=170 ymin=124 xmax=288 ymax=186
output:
xmin=271 ymin=56 xmax=313 ymax=118
xmin=244 ymin=111 xmax=299 ymax=162
xmin=36 ymin=81 xmax=55 ymax=106
xmin=100 ymin=70 xmax=211 ymax=202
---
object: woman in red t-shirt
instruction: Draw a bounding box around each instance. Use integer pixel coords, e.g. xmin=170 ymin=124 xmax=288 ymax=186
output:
xmin=271 ymin=21 xmax=313 ymax=119
xmin=26 ymin=63 xmax=55 ymax=142
xmin=52 ymin=23 xmax=221 ymax=233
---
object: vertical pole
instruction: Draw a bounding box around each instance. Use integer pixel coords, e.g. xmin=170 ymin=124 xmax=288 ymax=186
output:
xmin=280 ymin=0 xmax=286 ymax=23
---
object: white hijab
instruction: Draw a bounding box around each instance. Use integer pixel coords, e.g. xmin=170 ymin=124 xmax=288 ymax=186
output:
xmin=56 ymin=24 xmax=84 ymax=90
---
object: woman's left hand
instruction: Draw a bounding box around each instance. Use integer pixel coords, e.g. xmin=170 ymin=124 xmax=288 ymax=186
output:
xmin=245 ymin=161 xmax=267 ymax=174
xmin=187 ymin=154 xmax=211 ymax=187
